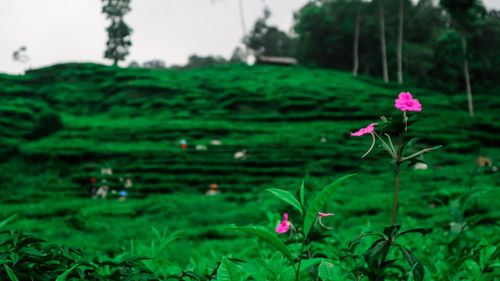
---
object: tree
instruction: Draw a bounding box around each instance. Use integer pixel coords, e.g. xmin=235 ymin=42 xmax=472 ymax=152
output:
xmin=102 ymin=0 xmax=132 ymax=65
xmin=378 ymin=0 xmax=389 ymax=83
xmin=353 ymin=1 xmax=362 ymax=76
xmin=230 ymin=46 xmax=247 ymax=63
xmin=143 ymin=60 xmax=166 ymax=69
xmin=397 ymin=0 xmax=404 ymax=83
xmin=183 ymin=55 xmax=227 ymax=70
xmin=12 ymin=46 xmax=29 ymax=72
xmin=128 ymin=60 xmax=140 ymax=68
xmin=244 ymin=7 xmax=293 ymax=57
xmin=440 ymin=0 xmax=485 ymax=117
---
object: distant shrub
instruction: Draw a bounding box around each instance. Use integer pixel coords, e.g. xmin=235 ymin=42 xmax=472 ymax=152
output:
xmin=30 ymin=112 xmax=63 ymax=139
xmin=0 ymin=138 xmax=19 ymax=160
xmin=0 ymin=228 xmax=158 ymax=280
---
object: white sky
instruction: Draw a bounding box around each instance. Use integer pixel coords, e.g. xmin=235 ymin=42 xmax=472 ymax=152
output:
xmin=1 ymin=0 xmax=499 ymax=74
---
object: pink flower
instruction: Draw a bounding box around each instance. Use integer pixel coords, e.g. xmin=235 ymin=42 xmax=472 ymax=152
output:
xmin=276 ymin=213 xmax=290 ymax=233
xmin=350 ymin=123 xmax=378 ymax=136
xmin=316 ymin=212 xmax=335 ymax=229
xmin=395 ymin=92 xmax=422 ymax=112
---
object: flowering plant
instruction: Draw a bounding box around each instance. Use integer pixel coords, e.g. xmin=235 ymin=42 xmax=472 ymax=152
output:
xmin=347 ymin=92 xmax=442 ymax=281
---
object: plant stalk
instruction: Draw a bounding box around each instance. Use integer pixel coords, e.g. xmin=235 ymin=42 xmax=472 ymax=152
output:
xmin=296 ymin=241 xmax=306 ymax=281
xmin=392 ymin=133 xmax=402 ymax=226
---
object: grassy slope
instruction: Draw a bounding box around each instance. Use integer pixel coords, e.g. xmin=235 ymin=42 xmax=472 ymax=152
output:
xmin=0 ymin=63 xmax=498 ymax=266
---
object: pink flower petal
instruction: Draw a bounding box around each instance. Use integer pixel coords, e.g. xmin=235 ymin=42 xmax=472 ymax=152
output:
xmin=350 ymin=123 xmax=378 ymax=136
xmin=318 ymin=212 xmax=335 ymax=217
xmin=395 ymin=92 xmax=422 ymax=112
xmin=276 ymin=213 xmax=289 ymax=233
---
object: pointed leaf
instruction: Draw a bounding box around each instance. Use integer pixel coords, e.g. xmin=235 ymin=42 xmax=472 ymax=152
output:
xmin=364 ymin=239 xmax=389 ymax=268
xmin=383 ymin=225 xmax=401 ymax=238
xmin=56 ymin=264 xmax=80 ymax=281
xmin=304 ymin=174 xmax=356 ymax=236
xmin=181 ymin=271 xmax=201 ymax=281
xmin=0 ymin=214 xmax=18 ymax=230
xmin=217 ymin=257 xmax=241 ymax=281
xmin=281 ymin=258 xmax=322 ymax=280
xmin=299 ymin=179 xmax=305 ymax=207
xmin=398 ymin=246 xmax=424 ymax=281
xmin=348 ymin=232 xmax=385 ymax=248
xmin=318 ymin=260 xmax=337 ymax=281
xmin=402 ymin=138 xmax=419 ymax=155
xmin=396 ymin=228 xmax=426 ymax=238
xmin=267 ymin=189 xmax=303 ymax=215
xmin=3 ymin=264 xmax=19 ymax=281
xmin=228 ymin=226 xmax=294 ymax=263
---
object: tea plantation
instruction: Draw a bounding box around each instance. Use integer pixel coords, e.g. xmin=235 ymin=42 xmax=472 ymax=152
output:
xmin=0 ymin=63 xmax=498 ymax=280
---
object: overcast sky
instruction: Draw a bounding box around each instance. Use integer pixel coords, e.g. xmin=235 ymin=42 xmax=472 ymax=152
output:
xmin=1 ymin=0 xmax=499 ymax=74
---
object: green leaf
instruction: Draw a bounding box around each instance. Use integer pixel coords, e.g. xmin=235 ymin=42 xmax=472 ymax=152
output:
xmin=396 ymin=228 xmax=426 ymax=238
xmin=299 ymin=179 xmax=305 ymax=207
xmin=348 ymin=232 xmax=385 ymax=248
xmin=152 ymin=230 xmax=183 ymax=259
xmin=318 ymin=260 xmax=337 ymax=281
xmin=462 ymin=260 xmax=482 ymax=280
xmin=281 ymin=258 xmax=323 ymax=280
xmin=383 ymin=225 xmax=402 ymax=238
xmin=304 ymin=174 xmax=356 ymax=236
xmin=398 ymin=246 xmax=424 ymax=281
xmin=3 ymin=264 xmax=19 ymax=281
xmin=0 ymin=214 xmax=18 ymax=230
xmin=19 ymin=248 xmax=45 ymax=257
xmin=217 ymin=257 xmax=241 ymax=281
xmin=267 ymin=188 xmax=303 ymax=215
xmin=56 ymin=264 xmax=80 ymax=281
xmin=267 ymin=252 xmax=284 ymax=275
xmin=228 ymin=225 xmax=294 ymax=263
xmin=181 ymin=271 xmax=201 ymax=281
xmin=402 ymin=138 xmax=420 ymax=155
xmin=480 ymin=245 xmax=497 ymax=270
xmin=364 ymin=239 xmax=389 ymax=268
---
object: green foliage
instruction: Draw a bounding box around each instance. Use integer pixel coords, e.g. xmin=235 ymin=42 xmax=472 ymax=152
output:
xmin=304 ymin=174 xmax=356 ymax=236
xmin=102 ymin=0 xmax=132 ymax=65
xmin=216 ymin=257 xmax=241 ymax=281
xmin=0 ymin=63 xmax=499 ymax=280
xmin=351 ymin=225 xmax=427 ymax=281
xmin=229 ymin=226 xmax=294 ymax=263
xmin=244 ymin=7 xmax=293 ymax=57
xmin=30 ymin=111 xmax=63 ymax=140
xmin=292 ymin=0 xmax=500 ymax=95
xmin=181 ymin=55 xmax=228 ymax=70
xmin=0 ymin=230 xmax=157 ymax=280
xmin=267 ymin=188 xmax=303 ymax=215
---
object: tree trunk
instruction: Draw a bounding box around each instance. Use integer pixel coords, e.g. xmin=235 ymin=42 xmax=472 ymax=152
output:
xmin=461 ymin=31 xmax=474 ymax=117
xmin=238 ymin=0 xmax=247 ymax=36
xmin=238 ymin=0 xmax=249 ymax=62
xmin=397 ymin=0 xmax=403 ymax=84
xmin=353 ymin=8 xmax=360 ymax=77
xmin=379 ymin=0 xmax=389 ymax=83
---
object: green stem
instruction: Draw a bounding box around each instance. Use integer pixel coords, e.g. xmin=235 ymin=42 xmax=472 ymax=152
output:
xmin=384 ymin=133 xmax=397 ymax=157
xmin=400 ymin=146 xmax=441 ymax=162
xmin=296 ymin=241 xmax=306 ymax=281
xmin=392 ymin=133 xmax=402 ymax=226
xmin=373 ymin=132 xmax=397 ymax=159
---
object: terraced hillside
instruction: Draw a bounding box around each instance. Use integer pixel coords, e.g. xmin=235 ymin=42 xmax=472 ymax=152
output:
xmin=0 ymin=63 xmax=498 ymax=264
xmin=1 ymin=63 xmax=498 ymax=197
